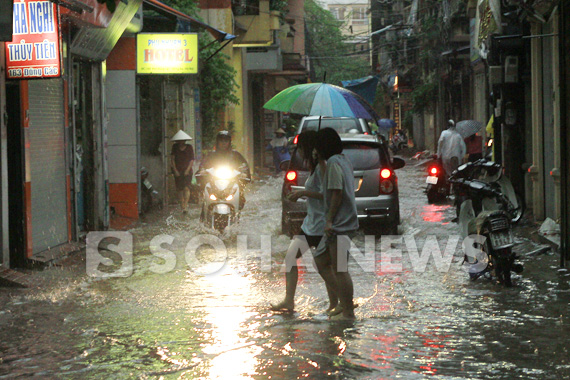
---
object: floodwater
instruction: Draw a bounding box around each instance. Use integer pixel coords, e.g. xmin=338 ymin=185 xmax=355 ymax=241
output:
xmin=1 ymin=160 xmax=569 ymax=379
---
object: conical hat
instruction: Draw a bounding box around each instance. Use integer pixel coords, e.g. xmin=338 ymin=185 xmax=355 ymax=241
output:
xmin=275 ymin=128 xmax=286 ymax=134
xmin=171 ymin=130 xmax=193 ymax=141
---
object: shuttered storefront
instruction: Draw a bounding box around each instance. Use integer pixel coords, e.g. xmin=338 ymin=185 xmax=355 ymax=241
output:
xmin=28 ymin=79 xmax=68 ymax=254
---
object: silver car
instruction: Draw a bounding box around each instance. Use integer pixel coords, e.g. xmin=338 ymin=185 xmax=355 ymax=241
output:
xmin=292 ymin=116 xmax=375 ymax=142
xmin=281 ymin=134 xmax=405 ymax=236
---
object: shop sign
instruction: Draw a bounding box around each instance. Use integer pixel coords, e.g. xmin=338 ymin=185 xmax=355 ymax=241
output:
xmin=137 ymin=33 xmax=198 ymax=75
xmin=5 ymin=0 xmax=61 ymax=79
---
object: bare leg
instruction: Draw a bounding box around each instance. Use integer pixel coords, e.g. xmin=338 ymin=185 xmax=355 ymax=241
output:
xmin=271 ymin=238 xmax=305 ymax=311
xmin=329 ymin=237 xmax=354 ymax=318
xmin=182 ymin=187 xmax=191 ymax=210
xmin=314 ymin=253 xmax=339 ymax=311
xmin=177 ymin=190 xmax=185 ymax=211
xmin=271 ymin=265 xmax=297 ymax=311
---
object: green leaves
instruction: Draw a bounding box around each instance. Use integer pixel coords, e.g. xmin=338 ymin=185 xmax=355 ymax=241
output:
xmin=198 ymin=34 xmax=240 ymax=148
xmin=304 ymin=0 xmax=370 ymax=85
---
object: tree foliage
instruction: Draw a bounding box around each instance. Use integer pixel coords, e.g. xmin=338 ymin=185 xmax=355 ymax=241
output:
xmin=159 ymin=0 xmax=240 ymax=149
xmin=304 ymin=0 xmax=370 ymax=84
xmin=199 ymin=36 xmax=240 ymax=148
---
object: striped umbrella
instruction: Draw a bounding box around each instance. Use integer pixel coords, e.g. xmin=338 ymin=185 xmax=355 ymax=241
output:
xmin=263 ymin=83 xmax=380 ymax=123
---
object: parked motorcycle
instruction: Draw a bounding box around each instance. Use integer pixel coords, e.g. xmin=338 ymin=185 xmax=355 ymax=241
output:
xmin=140 ymin=167 xmax=160 ymax=213
xmin=196 ymin=164 xmax=250 ymax=232
xmin=449 ymin=160 xmax=524 ymax=286
xmin=390 ymin=130 xmax=408 ymax=154
xmin=424 ymin=155 xmax=451 ymax=203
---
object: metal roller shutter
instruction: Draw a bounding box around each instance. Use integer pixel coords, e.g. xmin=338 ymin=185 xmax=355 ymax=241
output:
xmin=28 ymin=79 xmax=68 ymax=254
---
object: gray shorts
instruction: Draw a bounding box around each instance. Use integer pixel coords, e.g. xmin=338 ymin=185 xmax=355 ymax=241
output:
xmin=313 ymin=230 xmax=357 ymax=258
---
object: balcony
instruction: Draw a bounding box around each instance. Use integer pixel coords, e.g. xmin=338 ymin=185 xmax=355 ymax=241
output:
xmin=233 ymin=0 xmax=281 ymax=46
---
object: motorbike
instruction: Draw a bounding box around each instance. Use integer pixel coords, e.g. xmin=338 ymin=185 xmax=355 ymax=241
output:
xmin=390 ymin=130 xmax=408 ymax=154
xmin=449 ymin=160 xmax=524 ymax=286
xmin=196 ymin=164 xmax=250 ymax=232
xmin=140 ymin=167 xmax=160 ymax=213
xmin=424 ymin=155 xmax=451 ymax=203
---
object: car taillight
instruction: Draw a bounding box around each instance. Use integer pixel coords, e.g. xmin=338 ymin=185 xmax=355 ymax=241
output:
xmin=293 ymin=135 xmax=299 ymax=145
xmin=364 ymin=132 xmax=369 ymax=135
xmin=379 ymin=169 xmax=394 ymax=194
xmin=430 ymin=167 xmax=438 ymax=175
xmin=380 ymin=179 xmax=394 ymax=194
xmin=286 ymin=170 xmax=297 ymax=182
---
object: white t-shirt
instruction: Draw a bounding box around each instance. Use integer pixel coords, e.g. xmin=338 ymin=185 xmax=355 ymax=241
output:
xmin=323 ymin=154 xmax=359 ymax=233
xmin=270 ymin=136 xmax=288 ymax=148
xmin=300 ymin=168 xmax=325 ymax=236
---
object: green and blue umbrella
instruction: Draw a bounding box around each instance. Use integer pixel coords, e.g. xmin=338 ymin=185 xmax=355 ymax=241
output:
xmin=263 ymin=83 xmax=380 ymax=122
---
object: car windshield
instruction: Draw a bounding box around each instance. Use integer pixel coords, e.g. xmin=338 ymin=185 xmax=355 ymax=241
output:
xmin=303 ymin=119 xmax=363 ymax=134
xmin=290 ymin=142 xmax=388 ymax=171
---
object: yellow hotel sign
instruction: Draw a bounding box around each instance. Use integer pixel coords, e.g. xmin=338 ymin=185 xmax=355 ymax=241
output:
xmin=137 ymin=33 xmax=198 ymax=74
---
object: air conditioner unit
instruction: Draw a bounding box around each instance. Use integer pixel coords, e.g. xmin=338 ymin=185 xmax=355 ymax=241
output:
xmin=504 ymin=56 xmax=519 ymax=83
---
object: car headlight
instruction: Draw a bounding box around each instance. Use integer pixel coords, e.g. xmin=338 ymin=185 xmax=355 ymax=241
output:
xmin=214 ymin=166 xmax=233 ymax=179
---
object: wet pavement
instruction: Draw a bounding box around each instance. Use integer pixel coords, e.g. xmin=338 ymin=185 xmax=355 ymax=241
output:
xmin=1 ymin=160 xmax=570 ymax=379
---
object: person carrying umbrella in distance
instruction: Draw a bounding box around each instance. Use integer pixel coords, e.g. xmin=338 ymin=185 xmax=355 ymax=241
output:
xmin=454 ymin=119 xmax=485 ymax=162
xmin=271 ymin=131 xmax=339 ymax=313
xmin=170 ymin=130 xmax=194 ymax=214
xmin=437 ymin=120 xmax=466 ymax=175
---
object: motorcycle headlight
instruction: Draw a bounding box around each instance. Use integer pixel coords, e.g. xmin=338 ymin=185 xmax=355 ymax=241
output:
xmin=214 ymin=166 xmax=233 ymax=180
xmin=226 ymin=194 xmax=234 ymax=201
xmin=209 ymin=194 xmax=217 ymax=201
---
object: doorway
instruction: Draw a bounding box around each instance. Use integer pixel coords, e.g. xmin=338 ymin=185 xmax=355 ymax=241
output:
xmin=6 ymin=82 xmax=25 ymax=266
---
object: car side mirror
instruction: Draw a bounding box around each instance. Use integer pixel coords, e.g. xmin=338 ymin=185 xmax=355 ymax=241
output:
xmin=279 ymin=160 xmax=291 ymax=171
xmin=392 ymin=157 xmax=405 ymax=170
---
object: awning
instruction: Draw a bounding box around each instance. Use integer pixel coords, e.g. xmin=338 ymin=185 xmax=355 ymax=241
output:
xmin=143 ymin=0 xmax=235 ymax=42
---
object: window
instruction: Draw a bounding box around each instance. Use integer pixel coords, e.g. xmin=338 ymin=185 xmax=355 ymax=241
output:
xmin=352 ymin=7 xmax=368 ymax=24
xmin=232 ymin=0 xmax=259 ymax=16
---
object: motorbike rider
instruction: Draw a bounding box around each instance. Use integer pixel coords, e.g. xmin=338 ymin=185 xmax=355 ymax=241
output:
xmin=437 ymin=119 xmax=466 ymax=175
xmin=199 ymin=130 xmax=251 ymax=209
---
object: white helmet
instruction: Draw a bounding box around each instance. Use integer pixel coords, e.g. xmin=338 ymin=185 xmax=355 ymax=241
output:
xmin=447 ymin=119 xmax=455 ymax=128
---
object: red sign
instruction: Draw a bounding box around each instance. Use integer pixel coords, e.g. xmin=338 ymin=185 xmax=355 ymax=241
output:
xmin=5 ymin=0 xmax=61 ymax=79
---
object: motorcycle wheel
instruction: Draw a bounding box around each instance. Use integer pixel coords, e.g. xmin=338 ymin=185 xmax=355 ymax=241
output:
xmin=426 ymin=184 xmax=442 ymax=204
xmin=510 ymin=193 xmax=525 ymax=224
xmin=214 ymin=214 xmax=229 ymax=232
xmin=281 ymin=212 xmax=290 ymax=237
xmin=483 ymin=235 xmax=513 ymax=287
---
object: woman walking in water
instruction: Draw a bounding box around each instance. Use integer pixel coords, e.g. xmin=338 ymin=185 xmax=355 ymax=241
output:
xmin=271 ymin=131 xmax=338 ymax=313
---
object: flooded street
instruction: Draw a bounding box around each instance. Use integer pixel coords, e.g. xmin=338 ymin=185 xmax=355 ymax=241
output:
xmin=1 ymin=161 xmax=570 ymax=379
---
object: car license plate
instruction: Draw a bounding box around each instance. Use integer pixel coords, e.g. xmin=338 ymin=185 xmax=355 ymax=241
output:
xmin=426 ymin=176 xmax=438 ymax=184
xmin=489 ymin=230 xmax=514 ymax=249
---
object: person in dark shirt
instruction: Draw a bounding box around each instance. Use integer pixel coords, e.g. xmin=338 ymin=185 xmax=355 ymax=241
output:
xmin=170 ymin=130 xmax=195 ymax=213
xmin=199 ymin=131 xmax=251 ymax=209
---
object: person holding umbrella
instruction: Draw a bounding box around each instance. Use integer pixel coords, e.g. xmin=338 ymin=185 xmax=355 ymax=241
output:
xmin=170 ymin=130 xmax=194 ymax=214
xmin=464 ymin=133 xmax=483 ymax=162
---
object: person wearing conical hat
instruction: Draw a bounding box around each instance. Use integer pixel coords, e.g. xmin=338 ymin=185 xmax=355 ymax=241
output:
xmin=170 ymin=130 xmax=194 ymax=213
xmin=267 ymin=127 xmax=289 ymax=174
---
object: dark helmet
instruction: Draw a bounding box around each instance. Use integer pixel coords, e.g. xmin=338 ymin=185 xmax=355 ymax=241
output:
xmin=216 ymin=130 xmax=232 ymax=141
